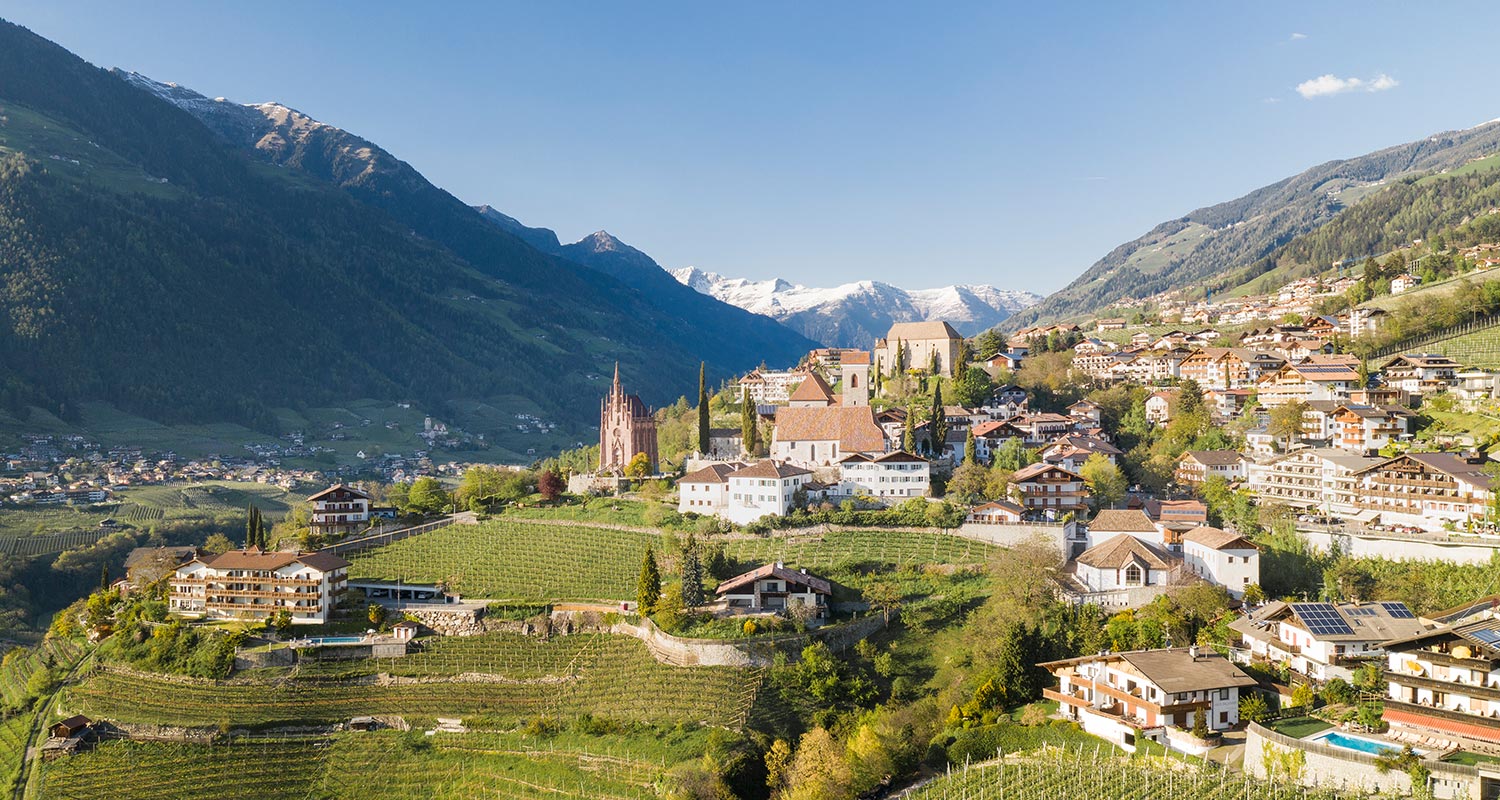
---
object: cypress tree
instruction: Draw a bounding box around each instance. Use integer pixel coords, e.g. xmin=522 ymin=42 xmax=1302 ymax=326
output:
xmin=680 ymin=533 xmax=704 ymax=607
xmin=697 ymin=362 xmax=711 ymax=456
xmin=964 ymin=428 xmax=977 ymax=465
xmin=740 ymin=390 xmax=756 ymax=457
xmin=637 ymin=546 xmax=661 ymax=614
xmin=901 ymin=406 xmax=916 ymax=453
xmin=929 ymin=383 xmax=947 ymax=456
xmin=246 ymin=503 xmax=256 ymax=549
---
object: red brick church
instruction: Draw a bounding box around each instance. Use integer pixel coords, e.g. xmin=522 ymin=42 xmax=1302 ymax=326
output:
xmin=600 ymin=364 xmax=658 ymax=474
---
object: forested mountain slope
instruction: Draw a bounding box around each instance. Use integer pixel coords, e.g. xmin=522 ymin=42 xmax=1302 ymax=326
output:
xmin=0 ymin=19 xmax=811 ymax=433
xmin=1011 ymin=119 xmax=1500 ymax=325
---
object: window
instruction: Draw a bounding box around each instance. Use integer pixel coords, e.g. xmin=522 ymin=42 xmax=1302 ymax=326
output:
xmin=1217 ymin=689 xmax=1229 ymax=700
xmin=1124 ymin=564 xmax=1143 ymax=585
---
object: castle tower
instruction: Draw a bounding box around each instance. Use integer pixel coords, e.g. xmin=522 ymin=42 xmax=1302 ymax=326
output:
xmin=840 ymin=351 xmax=871 ymax=407
xmin=599 ymin=363 xmax=659 ymax=474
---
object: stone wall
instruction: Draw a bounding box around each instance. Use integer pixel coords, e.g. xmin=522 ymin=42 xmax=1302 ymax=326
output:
xmin=553 ymin=608 xmax=888 ymax=668
xmin=1244 ymin=722 xmax=1480 ymax=800
xmin=403 ymin=606 xmax=485 ymax=637
xmin=1301 ymin=529 xmax=1500 ymax=566
xmin=954 ymin=522 xmax=1073 ymax=556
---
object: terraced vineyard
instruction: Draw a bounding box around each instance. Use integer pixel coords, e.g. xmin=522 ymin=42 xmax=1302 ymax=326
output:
xmin=0 ymin=529 xmax=110 ymax=557
xmin=902 ymin=749 xmax=1381 ymax=800
xmin=1 ymin=637 xmax=85 ymax=709
xmin=42 ymin=729 xmax=703 ymax=799
xmin=65 ymin=633 xmax=760 ymax=729
xmin=348 ymin=520 xmax=997 ymax=601
xmin=721 ymin=529 xmax=995 ymax=572
xmin=0 ymin=714 xmax=29 ymax=795
xmin=1420 ymin=325 xmax=1500 ymax=370
xmin=349 ymin=521 xmax=657 ymax=599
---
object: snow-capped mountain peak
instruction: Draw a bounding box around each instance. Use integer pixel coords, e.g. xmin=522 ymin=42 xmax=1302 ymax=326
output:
xmin=670 ymin=268 xmax=1040 ymax=348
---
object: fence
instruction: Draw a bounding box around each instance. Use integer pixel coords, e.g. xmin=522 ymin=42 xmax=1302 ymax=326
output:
xmin=317 ymin=516 xmax=458 ymax=557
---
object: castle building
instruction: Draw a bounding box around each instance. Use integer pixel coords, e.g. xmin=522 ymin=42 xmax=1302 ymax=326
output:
xmin=599 ymin=364 xmax=659 ymax=474
xmin=874 ymin=321 xmax=963 ymax=379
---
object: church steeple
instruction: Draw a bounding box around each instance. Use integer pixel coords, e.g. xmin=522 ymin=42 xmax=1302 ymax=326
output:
xmin=613 ymin=362 xmax=621 ymax=396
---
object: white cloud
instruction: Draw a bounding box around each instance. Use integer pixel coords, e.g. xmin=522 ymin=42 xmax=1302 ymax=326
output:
xmin=1290 ymin=32 xmax=1307 ymax=40
xmin=1262 ymin=97 xmax=1282 ymax=104
xmin=1295 ymin=73 xmax=1399 ymax=99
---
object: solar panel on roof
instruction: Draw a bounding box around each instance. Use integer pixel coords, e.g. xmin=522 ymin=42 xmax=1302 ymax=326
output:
xmin=1291 ymin=602 xmax=1355 ymax=636
xmin=1346 ymin=607 xmax=1376 ymax=617
xmin=1470 ymin=629 xmax=1500 ymax=647
xmin=1380 ymin=602 xmax=1415 ymax=619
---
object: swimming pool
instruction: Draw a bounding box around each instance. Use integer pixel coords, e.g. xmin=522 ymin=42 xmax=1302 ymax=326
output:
xmin=1311 ymin=730 xmax=1423 ymax=757
xmin=303 ymin=636 xmax=366 ymax=646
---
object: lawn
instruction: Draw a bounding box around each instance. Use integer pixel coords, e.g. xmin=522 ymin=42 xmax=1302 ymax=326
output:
xmin=1265 ymin=715 xmax=1332 ymax=739
xmin=1441 ymin=750 xmax=1500 ymax=766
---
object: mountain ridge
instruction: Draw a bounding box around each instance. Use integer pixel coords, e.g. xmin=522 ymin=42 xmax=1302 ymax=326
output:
xmin=0 ymin=19 xmax=813 ymax=441
xmin=672 ymin=268 xmax=1040 ymax=348
xmin=1011 ymin=118 xmax=1500 ymax=327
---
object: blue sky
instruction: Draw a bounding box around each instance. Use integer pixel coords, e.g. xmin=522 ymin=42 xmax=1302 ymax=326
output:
xmin=5 ymin=2 xmax=1499 ymax=293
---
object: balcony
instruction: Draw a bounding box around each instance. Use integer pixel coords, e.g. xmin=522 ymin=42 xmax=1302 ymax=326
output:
xmin=1391 ymin=672 xmax=1500 ymax=703
xmin=1384 ymin=699 xmax=1500 ymax=740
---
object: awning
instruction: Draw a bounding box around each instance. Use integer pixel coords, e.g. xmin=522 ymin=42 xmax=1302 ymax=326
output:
xmin=1349 ymin=510 xmax=1381 ymax=523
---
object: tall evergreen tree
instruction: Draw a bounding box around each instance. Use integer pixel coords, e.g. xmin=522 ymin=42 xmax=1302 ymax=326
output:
xmin=964 ymin=429 xmax=977 ymax=465
xmin=740 ymin=390 xmax=756 ymax=457
xmin=246 ymin=503 xmax=258 ymax=549
xmin=637 ymin=546 xmax=662 ymax=614
xmin=929 ymin=384 xmax=947 ymax=456
xmin=680 ymin=533 xmax=705 ymax=607
xmin=902 ymin=406 xmax=916 ymax=453
xmin=697 ymin=362 xmax=711 ymax=455
xmin=893 ymin=339 xmax=906 ymax=377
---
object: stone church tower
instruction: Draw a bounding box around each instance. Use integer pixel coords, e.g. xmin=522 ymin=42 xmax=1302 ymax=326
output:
xmin=599 ymin=364 xmax=658 ymax=474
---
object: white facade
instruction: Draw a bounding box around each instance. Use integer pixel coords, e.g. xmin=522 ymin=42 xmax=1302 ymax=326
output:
xmin=1181 ymin=528 xmax=1259 ymax=599
xmin=835 ymin=453 xmax=929 ymax=500
xmin=725 ymin=462 xmax=814 ymax=524
xmin=169 ymin=550 xmax=349 ymax=625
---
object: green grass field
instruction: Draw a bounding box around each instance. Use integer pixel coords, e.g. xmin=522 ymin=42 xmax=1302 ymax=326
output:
xmin=41 ymin=727 xmax=708 ymax=800
xmin=63 ymin=633 xmax=759 ymax=730
xmin=0 ymin=713 xmax=29 ymax=796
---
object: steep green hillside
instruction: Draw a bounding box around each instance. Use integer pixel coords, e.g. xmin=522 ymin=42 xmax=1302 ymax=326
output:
xmin=1012 ymin=120 xmax=1500 ymax=325
xmin=0 ymin=19 xmax=812 ymax=437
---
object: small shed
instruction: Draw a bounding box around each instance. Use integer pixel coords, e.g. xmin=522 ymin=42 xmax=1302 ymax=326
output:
xmin=349 ymin=716 xmax=378 ymax=731
xmin=50 ymin=715 xmax=91 ymax=740
xmin=391 ymin=620 xmax=419 ymax=642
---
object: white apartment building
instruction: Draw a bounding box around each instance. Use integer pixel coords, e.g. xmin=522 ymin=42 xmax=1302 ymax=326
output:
xmin=1229 ymin=600 xmax=1427 ymax=682
xmin=1382 ymin=611 xmax=1500 ymax=751
xmin=834 ymin=451 xmax=929 ymax=500
xmin=169 ymin=548 xmax=351 ymax=625
xmin=308 ymin=484 xmax=372 ymax=536
xmin=1042 ymin=647 xmax=1257 ymax=755
xmin=724 ymin=461 xmax=815 ymax=524
xmin=1244 ymin=447 xmax=1383 ymax=514
xmin=677 ymin=462 xmax=745 ymax=516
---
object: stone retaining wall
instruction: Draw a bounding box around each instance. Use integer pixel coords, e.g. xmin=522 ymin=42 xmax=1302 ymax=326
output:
xmin=1245 ymin=722 xmax=1480 ymax=799
xmin=552 ymin=608 xmax=888 ymax=668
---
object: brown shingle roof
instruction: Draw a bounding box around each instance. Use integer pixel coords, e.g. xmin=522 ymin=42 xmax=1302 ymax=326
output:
xmin=886 ymin=321 xmax=962 ymax=341
xmin=840 ymin=350 xmax=871 ymax=365
xmin=729 ymin=460 xmax=813 ymax=480
xmin=715 ymin=562 xmax=832 ymax=595
xmin=203 ymin=548 xmax=350 ymax=573
xmin=1181 ymin=450 xmax=1246 ymax=467
xmin=680 ymin=463 xmax=745 ymax=484
xmin=307 ymin=483 xmax=371 ymax=502
xmin=1075 ymin=534 xmax=1175 ymax=570
xmin=1088 ymin=509 xmax=1158 ymax=533
xmin=773 ymin=406 xmax=887 ymax=453
xmin=788 ymin=372 xmax=835 ymax=404
xmin=1182 ymin=526 xmax=1256 ymax=550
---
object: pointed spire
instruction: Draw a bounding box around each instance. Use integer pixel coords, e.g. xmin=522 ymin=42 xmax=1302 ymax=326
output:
xmin=613 ymin=362 xmax=621 ymax=392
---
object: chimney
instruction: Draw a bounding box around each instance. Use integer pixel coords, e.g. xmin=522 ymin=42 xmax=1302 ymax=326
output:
xmin=1189 ymin=645 xmax=1199 ymax=660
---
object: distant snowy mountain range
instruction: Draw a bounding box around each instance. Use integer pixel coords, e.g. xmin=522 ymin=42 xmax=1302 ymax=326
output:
xmin=672 ymin=268 xmax=1041 ymax=348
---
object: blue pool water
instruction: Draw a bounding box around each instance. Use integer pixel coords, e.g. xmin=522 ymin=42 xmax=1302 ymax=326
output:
xmin=305 ymin=636 xmax=365 ymax=645
xmin=1312 ymin=731 xmax=1422 ymax=756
